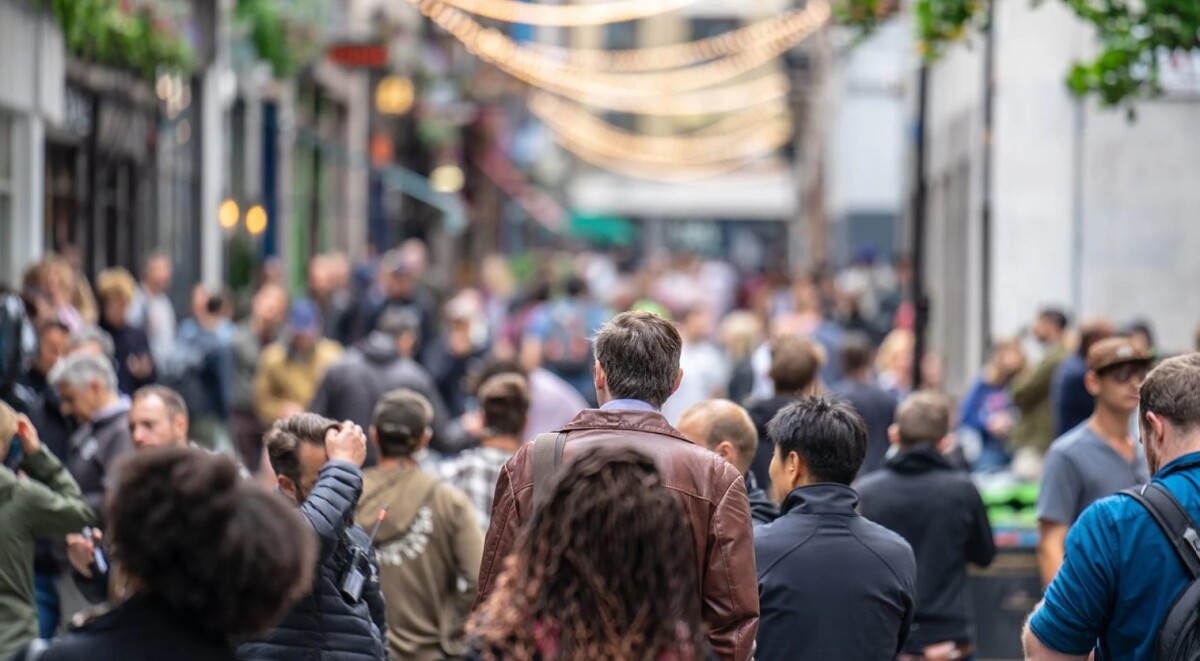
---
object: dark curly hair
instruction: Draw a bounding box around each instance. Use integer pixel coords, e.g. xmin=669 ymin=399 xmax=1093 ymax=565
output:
xmin=106 ymin=447 xmax=317 ymax=641
xmin=468 ymin=446 xmax=706 ymax=661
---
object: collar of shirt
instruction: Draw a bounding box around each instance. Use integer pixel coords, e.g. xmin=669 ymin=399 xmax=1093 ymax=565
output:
xmin=1156 ymin=451 xmax=1200 ymax=480
xmin=599 ymin=399 xmax=659 ymax=413
xmin=91 ymin=396 xmax=131 ymax=424
xmin=781 ymin=483 xmax=861 ymax=517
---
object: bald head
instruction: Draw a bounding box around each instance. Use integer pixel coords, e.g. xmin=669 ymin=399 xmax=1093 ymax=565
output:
xmin=677 ymin=400 xmax=758 ymax=475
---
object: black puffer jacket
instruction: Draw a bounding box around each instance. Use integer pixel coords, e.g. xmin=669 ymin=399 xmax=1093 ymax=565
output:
xmin=236 ymin=461 xmax=389 ymax=661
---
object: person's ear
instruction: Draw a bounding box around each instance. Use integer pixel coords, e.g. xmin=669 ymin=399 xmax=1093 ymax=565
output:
xmin=276 ymin=475 xmax=297 ymax=502
xmin=1146 ymin=411 xmax=1168 ymax=447
xmin=887 ymin=424 xmax=901 ymax=446
xmin=1085 ymin=371 xmax=1101 ymax=396
xmin=937 ymin=433 xmax=956 ymax=454
xmin=175 ymin=414 xmax=189 ymax=440
xmin=671 ymin=368 xmax=683 ymax=396
xmin=785 ymin=450 xmax=807 ymax=487
xmin=714 ymin=440 xmax=737 ymax=467
xmin=420 ymin=428 xmax=432 ymax=451
xmin=594 ymin=362 xmax=607 ymax=393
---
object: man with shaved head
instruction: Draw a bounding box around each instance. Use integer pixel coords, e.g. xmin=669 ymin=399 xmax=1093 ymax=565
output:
xmin=678 ymin=399 xmax=780 ymax=526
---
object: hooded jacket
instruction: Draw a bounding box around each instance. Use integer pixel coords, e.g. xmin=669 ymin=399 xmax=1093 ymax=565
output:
xmin=356 ymin=463 xmax=482 ymax=661
xmin=745 ymin=473 xmax=779 ymax=527
xmin=476 ymin=408 xmax=760 ymax=661
xmin=309 ymin=333 xmax=450 ymax=461
xmin=236 ymin=461 xmax=389 ymax=661
xmin=855 ymin=445 xmax=996 ymax=651
xmin=0 ymin=446 xmax=94 ymax=660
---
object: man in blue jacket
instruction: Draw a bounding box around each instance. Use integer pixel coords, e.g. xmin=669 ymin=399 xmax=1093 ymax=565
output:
xmin=754 ymin=396 xmax=916 ymax=661
xmin=239 ymin=413 xmax=389 ymax=660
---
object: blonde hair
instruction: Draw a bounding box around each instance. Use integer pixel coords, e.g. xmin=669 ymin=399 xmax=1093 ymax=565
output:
xmin=96 ymin=268 xmax=138 ymax=304
xmin=876 ymin=329 xmax=915 ymax=375
xmin=720 ymin=311 xmax=763 ymax=362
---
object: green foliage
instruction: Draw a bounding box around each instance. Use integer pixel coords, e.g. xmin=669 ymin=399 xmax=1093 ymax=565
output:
xmin=839 ymin=0 xmax=1200 ymax=107
xmin=234 ymin=0 xmax=333 ymax=78
xmin=48 ymin=0 xmax=194 ymax=78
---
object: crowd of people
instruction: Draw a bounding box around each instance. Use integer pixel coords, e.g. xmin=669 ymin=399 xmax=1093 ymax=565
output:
xmin=1 ymin=242 xmax=1199 ymax=660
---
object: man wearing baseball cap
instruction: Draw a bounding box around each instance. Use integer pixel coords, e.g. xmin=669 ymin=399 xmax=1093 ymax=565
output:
xmin=1036 ymin=337 xmax=1153 ymax=586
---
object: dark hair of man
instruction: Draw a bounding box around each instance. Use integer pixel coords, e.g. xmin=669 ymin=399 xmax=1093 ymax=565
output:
xmin=264 ymin=413 xmax=340 ymax=486
xmin=840 ymin=332 xmax=874 ymax=376
xmin=1077 ymin=319 xmax=1115 ymax=358
xmin=106 ymin=447 xmax=316 ymax=641
xmin=1140 ymin=353 xmax=1200 ymax=432
xmin=479 ymin=373 xmax=530 ymax=438
xmin=470 ymin=359 xmax=529 ymax=396
xmin=593 ymin=311 xmax=682 ymax=408
xmin=895 ymin=392 xmax=952 ymax=446
xmin=767 ymin=396 xmax=868 ymax=485
xmin=469 ymin=446 xmax=705 ymax=660
xmin=133 ymin=385 xmax=189 ymax=421
xmin=373 ymin=389 xmax=433 ymax=458
xmin=565 ymin=276 xmax=588 ymax=298
xmin=36 ymin=319 xmax=70 ymax=339
xmin=1039 ymin=308 xmax=1070 ymax=332
xmin=769 ymin=335 xmax=823 ymax=394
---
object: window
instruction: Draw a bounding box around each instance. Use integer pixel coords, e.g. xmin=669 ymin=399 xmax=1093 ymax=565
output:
xmin=0 ymin=112 xmax=12 ymax=276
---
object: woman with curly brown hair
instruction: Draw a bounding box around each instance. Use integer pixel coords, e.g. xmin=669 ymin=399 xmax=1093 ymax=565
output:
xmin=15 ymin=448 xmax=317 ymax=661
xmin=466 ymin=446 xmax=709 ymax=661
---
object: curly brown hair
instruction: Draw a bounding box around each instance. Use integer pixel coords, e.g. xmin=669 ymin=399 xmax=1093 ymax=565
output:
xmin=468 ymin=446 xmax=706 ymax=661
xmin=106 ymin=447 xmax=317 ymax=641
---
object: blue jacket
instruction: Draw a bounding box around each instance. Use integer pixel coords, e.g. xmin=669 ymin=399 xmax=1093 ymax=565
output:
xmin=237 ymin=461 xmax=389 ymax=661
xmin=754 ymin=483 xmax=916 ymax=661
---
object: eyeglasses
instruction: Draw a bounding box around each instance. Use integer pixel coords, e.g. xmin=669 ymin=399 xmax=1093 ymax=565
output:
xmin=1100 ymin=363 xmax=1150 ymax=384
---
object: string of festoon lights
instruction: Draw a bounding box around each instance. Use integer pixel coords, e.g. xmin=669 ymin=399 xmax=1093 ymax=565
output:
xmin=519 ymin=8 xmax=827 ymax=72
xmin=416 ymin=0 xmax=830 ymax=98
xmin=423 ymin=0 xmax=702 ymax=26
xmin=407 ymin=0 xmax=830 ymax=179
xmin=529 ymin=92 xmax=793 ymax=166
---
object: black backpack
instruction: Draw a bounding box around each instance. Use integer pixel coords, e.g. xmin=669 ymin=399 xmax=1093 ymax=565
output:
xmin=1122 ymin=483 xmax=1200 ymax=660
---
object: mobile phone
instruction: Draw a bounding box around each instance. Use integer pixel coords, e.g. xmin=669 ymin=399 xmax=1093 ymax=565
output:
xmin=3 ymin=441 xmax=22 ymax=470
xmin=82 ymin=527 xmax=109 ymax=574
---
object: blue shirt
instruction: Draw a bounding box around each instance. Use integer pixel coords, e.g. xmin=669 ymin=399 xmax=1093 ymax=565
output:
xmin=599 ymin=399 xmax=659 ymax=413
xmin=1030 ymin=452 xmax=1200 ymax=659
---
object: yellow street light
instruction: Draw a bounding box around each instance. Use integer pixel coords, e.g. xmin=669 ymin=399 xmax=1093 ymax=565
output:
xmin=375 ymin=76 xmax=415 ymax=115
xmin=430 ymin=165 xmax=465 ymax=194
xmin=218 ymin=198 xmax=239 ymax=229
xmin=246 ymin=205 xmax=268 ymax=235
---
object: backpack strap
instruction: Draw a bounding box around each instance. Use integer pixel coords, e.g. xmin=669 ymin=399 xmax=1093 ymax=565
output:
xmin=532 ymin=431 xmax=567 ymax=502
xmin=1121 ymin=484 xmax=1200 ymax=579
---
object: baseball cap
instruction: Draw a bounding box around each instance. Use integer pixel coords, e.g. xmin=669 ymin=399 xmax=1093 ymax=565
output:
xmin=372 ymin=389 xmax=433 ymax=443
xmin=1087 ymin=337 xmax=1152 ymax=373
xmin=288 ymin=299 xmax=322 ymax=334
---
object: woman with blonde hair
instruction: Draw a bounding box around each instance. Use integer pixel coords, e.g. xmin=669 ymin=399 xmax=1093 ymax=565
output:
xmin=96 ymin=267 xmax=156 ymax=394
xmin=959 ymin=336 xmax=1027 ymax=471
xmin=875 ymin=329 xmax=915 ymax=398
xmin=721 ymin=311 xmax=763 ymax=404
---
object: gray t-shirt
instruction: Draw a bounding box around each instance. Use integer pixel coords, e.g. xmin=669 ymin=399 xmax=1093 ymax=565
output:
xmin=1037 ymin=422 xmax=1150 ymax=526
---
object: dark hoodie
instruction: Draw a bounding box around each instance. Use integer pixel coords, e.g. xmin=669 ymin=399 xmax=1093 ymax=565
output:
xmin=746 ymin=472 xmax=779 ymax=526
xmin=855 ymin=445 xmax=996 ymax=652
xmin=309 ymin=332 xmax=451 ymax=465
xmin=356 ymin=464 xmax=482 ymax=661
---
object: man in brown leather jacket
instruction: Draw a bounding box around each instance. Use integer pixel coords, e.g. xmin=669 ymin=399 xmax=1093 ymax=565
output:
xmin=475 ymin=311 xmax=760 ymax=660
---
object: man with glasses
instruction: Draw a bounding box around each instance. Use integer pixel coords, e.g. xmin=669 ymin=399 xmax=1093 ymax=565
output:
xmin=1036 ymin=337 xmax=1152 ymax=586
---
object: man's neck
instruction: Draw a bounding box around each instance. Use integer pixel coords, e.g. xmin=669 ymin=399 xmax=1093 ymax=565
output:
xmin=481 ymin=435 xmax=521 ymax=453
xmin=1156 ymin=437 xmax=1200 ymax=472
xmin=377 ymin=456 xmax=418 ymax=469
xmin=1090 ymin=407 xmax=1134 ymax=445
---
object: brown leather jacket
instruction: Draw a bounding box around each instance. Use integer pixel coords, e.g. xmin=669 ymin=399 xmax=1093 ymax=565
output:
xmin=474 ymin=408 xmax=760 ymax=660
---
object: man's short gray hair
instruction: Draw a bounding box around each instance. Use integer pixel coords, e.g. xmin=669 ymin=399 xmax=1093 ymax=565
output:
xmin=70 ymin=325 xmax=115 ymax=358
xmin=49 ymin=353 xmax=118 ymax=394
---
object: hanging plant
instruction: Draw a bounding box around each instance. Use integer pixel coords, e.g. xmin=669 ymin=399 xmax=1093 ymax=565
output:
xmin=48 ymin=0 xmax=194 ymax=78
xmin=234 ymin=0 xmax=333 ymax=77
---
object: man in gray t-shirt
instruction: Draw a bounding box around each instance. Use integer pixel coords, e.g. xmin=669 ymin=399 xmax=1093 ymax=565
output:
xmin=1036 ymin=337 xmax=1152 ymax=587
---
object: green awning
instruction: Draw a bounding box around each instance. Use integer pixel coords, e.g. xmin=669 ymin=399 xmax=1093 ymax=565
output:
xmin=569 ymin=212 xmax=634 ymax=245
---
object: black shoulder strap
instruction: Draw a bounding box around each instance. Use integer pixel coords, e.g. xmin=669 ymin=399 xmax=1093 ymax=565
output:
xmin=533 ymin=431 xmax=567 ymax=502
xmin=1122 ymin=484 xmax=1200 ymax=579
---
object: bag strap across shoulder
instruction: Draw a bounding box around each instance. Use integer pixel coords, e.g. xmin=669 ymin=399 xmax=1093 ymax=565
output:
xmin=533 ymin=431 xmax=568 ymax=502
xmin=1121 ymin=483 xmax=1200 ymax=579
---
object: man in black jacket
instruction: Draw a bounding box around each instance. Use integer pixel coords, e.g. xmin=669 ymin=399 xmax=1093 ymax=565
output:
xmin=857 ymin=392 xmax=996 ymax=660
xmin=239 ymin=413 xmax=389 ymax=661
xmin=310 ymin=307 xmax=449 ymax=466
xmin=755 ymin=396 xmax=916 ymax=661
xmin=677 ymin=399 xmax=779 ymax=526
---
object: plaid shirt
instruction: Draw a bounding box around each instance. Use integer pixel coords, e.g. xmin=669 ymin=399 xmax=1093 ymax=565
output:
xmin=438 ymin=446 xmax=515 ymax=531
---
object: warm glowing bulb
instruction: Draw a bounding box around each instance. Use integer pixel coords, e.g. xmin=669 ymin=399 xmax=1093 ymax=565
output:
xmin=246 ymin=205 xmax=268 ymax=235
xmin=375 ymin=76 xmax=415 ymax=115
xmin=430 ymin=165 xmax=465 ymax=194
xmin=218 ymin=199 xmax=239 ymax=229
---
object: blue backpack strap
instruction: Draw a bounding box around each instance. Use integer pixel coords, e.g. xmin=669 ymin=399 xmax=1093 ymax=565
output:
xmin=1121 ymin=484 xmax=1200 ymax=579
